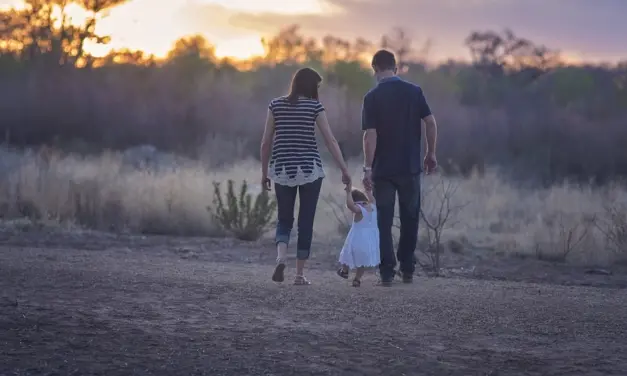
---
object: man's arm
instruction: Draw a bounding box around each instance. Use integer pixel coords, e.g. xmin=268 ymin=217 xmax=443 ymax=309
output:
xmin=361 ymin=92 xmax=376 ymax=170
xmin=423 ymin=115 xmax=437 ymax=157
xmin=416 ymin=88 xmax=437 ymax=157
xmin=363 ymin=130 xmax=376 ymax=168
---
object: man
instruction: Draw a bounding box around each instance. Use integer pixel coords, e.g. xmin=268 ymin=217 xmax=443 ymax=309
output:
xmin=361 ymin=49 xmax=438 ymax=286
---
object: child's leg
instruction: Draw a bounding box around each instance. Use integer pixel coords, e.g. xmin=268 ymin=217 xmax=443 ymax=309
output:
xmin=353 ymin=267 xmax=365 ymax=287
xmin=354 ymin=267 xmax=365 ymax=280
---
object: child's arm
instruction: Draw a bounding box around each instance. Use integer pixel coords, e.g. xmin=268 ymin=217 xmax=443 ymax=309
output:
xmin=365 ymin=188 xmax=376 ymax=204
xmin=345 ymin=185 xmax=361 ymax=214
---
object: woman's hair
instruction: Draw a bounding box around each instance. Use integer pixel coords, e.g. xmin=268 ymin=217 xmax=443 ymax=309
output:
xmin=287 ymin=67 xmax=322 ymax=103
xmin=351 ymin=188 xmax=369 ymax=204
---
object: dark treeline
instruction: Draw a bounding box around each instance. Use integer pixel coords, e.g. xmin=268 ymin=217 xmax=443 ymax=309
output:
xmin=1 ymin=1 xmax=627 ymax=185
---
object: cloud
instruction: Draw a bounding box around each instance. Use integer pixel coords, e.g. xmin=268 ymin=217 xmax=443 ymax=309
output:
xmin=176 ymin=3 xmax=258 ymax=40
xmin=225 ymin=0 xmax=627 ymax=61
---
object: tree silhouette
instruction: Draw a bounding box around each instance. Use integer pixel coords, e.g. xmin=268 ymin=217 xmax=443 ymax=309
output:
xmin=381 ymin=27 xmax=413 ymax=73
xmin=167 ymin=35 xmax=215 ymax=62
xmin=261 ymin=25 xmax=321 ymax=64
xmin=98 ymin=48 xmax=155 ymax=66
xmin=0 ymin=0 xmax=128 ymax=66
xmin=465 ymin=29 xmax=560 ymax=76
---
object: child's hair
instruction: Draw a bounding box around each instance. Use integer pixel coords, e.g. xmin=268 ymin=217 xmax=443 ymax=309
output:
xmin=351 ymin=188 xmax=369 ymax=204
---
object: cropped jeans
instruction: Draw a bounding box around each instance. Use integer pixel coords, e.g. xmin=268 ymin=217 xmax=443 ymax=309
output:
xmin=274 ymin=178 xmax=323 ymax=260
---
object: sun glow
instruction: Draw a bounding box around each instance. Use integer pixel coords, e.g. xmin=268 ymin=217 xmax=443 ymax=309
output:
xmin=0 ymin=0 xmax=327 ymax=60
xmin=0 ymin=0 xmax=22 ymax=10
xmin=214 ymin=36 xmax=265 ymax=60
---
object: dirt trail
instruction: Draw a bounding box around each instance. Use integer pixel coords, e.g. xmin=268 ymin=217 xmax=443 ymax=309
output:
xmin=1 ymin=241 xmax=627 ymax=376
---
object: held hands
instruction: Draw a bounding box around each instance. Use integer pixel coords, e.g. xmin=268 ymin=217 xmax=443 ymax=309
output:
xmin=362 ymin=169 xmax=373 ymax=191
xmin=341 ymin=168 xmax=351 ymax=191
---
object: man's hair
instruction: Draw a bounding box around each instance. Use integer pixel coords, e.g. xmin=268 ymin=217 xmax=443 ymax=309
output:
xmin=371 ymin=49 xmax=396 ymax=72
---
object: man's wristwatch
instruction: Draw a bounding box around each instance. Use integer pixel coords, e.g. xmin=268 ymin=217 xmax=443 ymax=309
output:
xmin=363 ymin=166 xmax=372 ymax=172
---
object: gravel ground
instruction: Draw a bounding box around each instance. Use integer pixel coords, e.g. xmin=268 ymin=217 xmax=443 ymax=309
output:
xmin=1 ymin=233 xmax=627 ymax=376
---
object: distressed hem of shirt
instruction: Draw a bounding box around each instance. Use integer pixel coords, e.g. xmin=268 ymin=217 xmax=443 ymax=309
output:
xmin=269 ymin=163 xmax=326 ymax=187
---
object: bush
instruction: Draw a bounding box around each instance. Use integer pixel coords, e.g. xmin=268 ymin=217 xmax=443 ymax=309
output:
xmin=596 ymin=202 xmax=627 ymax=263
xmin=209 ymin=179 xmax=276 ymax=241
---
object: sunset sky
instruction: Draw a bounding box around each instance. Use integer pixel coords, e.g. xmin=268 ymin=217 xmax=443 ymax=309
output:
xmin=1 ymin=0 xmax=625 ymax=62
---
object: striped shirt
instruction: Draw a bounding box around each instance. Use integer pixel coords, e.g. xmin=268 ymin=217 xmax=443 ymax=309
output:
xmin=268 ymin=96 xmax=325 ymax=187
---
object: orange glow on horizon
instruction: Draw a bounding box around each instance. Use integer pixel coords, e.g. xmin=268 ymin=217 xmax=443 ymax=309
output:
xmin=0 ymin=0 xmax=324 ymax=60
xmin=213 ymin=36 xmax=266 ymax=60
xmin=0 ymin=0 xmax=621 ymax=64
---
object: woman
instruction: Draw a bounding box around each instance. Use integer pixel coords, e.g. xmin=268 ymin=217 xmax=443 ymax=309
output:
xmin=260 ymin=67 xmax=351 ymax=285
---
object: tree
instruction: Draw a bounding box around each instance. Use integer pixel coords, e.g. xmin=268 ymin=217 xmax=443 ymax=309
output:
xmin=73 ymin=0 xmax=128 ymax=66
xmin=166 ymin=35 xmax=216 ymax=71
xmin=261 ymin=24 xmax=321 ymax=64
xmin=0 ymin=0 xmax=128 ymax=67
xmin=465 ymin=29 xmax=560 ymax=77
xmin=380 ymin=27 xmax=413 ymax=73
xmin=97 ymin=48 xmax=155 ymax=66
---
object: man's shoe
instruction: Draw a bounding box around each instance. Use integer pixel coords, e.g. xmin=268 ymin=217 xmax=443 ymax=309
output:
xmin=401 ymin=272 xmax=414 ymax=284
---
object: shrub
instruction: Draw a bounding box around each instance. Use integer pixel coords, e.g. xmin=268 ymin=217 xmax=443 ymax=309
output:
xmin=209 ymin=179 xmax=276 ymax=241
xmin=533 ymin=211 xmax=595 ymax=262
xmin=596 ymin=202 xmax=627 ymax=263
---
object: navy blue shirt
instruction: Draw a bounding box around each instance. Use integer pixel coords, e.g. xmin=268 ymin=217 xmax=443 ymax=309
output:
xmin=361 ymin=76 xmax=432 ymax=179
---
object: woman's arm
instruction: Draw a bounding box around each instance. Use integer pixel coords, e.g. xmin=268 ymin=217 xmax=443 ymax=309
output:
xmin=315 ymin=110 xmax=349 ymax=174
xmin=260 ymin=109 xmax=275 ymax=178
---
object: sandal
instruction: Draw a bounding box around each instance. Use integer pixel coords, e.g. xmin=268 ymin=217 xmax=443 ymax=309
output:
xmin=336 ymin=268 xmax=349 ymax=279
xmin=272 ymin=261 xmax=286 ymax=283
xmin=352 ymin=279 xmax=361 ymax=288
xmin=294 ymin=275 xmax=311 ymax=285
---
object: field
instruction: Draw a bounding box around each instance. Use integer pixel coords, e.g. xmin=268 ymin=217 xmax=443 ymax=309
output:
xmin=2 ymin=147 xmax=627 ymax=267
xmin=2 ymin=148 xmax=627 ymax=375
xmin=2 ymin=231 xmax=627 ymax=375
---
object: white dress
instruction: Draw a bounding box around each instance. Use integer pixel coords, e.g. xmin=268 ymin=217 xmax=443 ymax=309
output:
xmin=339 ymin=204 xmax=381 ymax=269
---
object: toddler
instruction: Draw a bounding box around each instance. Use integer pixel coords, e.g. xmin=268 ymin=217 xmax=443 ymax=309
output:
xmin=337 ymin=183 xmax=380 ymax=287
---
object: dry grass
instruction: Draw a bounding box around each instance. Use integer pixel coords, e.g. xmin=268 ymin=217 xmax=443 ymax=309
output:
xmin=1 ymin=146 xmax=627 ymax=266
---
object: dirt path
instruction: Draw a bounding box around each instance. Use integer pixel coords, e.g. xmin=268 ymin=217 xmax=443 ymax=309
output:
xmin=1 ymin=241 xmax=627 ymax=376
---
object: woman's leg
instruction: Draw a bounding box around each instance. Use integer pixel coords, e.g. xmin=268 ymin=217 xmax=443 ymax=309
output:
xmin=295 ymin=178 xmax=323 ymax=278
xmin=273 ymin=183 xmax=297 ymax=282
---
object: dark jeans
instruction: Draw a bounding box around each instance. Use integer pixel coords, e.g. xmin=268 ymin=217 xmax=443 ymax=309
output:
xmin=274 ymin=178 xmax=323 ymax=260
xmin=373 ymin=174 xmax=421 ymax=280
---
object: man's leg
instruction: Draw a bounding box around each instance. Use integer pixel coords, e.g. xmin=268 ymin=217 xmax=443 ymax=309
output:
xmin=295 ymin=178 xmax=323 ymax=279
xmin=272 ymin=182 xmax=297 ymax=282
xmin=373 ymin=177 xmax=397 ymax=282
xmin=395 ymin=174 xmax=421 ymax=281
